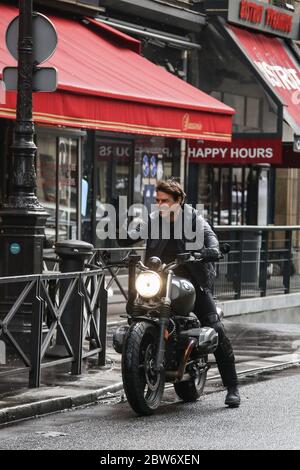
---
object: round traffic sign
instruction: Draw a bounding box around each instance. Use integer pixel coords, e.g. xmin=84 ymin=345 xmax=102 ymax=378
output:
xmin=6 ymin=13 xmax=58 ymax=64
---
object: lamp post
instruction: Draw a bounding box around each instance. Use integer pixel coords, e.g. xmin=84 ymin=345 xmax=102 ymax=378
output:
xmin=0 ymin=1 xmax=48 ymax=339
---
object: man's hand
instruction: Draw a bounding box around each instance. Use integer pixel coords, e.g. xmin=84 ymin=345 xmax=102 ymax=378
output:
xmin=200 ymin=248 xmax=220 ymax=261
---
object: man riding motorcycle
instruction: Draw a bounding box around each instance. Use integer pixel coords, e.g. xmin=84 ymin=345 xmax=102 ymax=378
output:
xmin=118 ymin=179 xmax=240 ymax=408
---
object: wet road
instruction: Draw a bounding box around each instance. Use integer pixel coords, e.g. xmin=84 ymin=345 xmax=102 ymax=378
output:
xmin=0 ymin=368 xmax=299 ymax=450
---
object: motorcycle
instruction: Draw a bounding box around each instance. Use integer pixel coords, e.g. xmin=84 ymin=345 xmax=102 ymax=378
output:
xmin=108 ymin=245 xmax=229 ymax=416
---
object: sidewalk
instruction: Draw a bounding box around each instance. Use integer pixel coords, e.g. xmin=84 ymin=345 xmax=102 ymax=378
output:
xmin=0 ymin=307 xmax=299 ymax=426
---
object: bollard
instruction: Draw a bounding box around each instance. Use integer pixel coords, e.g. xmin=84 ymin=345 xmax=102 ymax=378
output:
xmin=47 ymin=240 xmax=93 ymax=358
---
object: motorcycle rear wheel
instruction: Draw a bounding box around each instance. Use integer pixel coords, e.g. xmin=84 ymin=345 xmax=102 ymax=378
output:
xmin=174 ymin=361 xmax=207 ymax=402
xmin=122 ymin=322 xmax=166 ymax=416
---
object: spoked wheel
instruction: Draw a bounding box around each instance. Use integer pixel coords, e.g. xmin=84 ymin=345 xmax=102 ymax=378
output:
xmin=174 ymin=358 xmax=208 ymax=402
xmin=122 ymin=322 xmax=165 ymax=416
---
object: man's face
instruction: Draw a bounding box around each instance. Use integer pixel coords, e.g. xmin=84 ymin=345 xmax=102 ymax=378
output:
xmin=156 ymin=191 xmax=181 ymax=218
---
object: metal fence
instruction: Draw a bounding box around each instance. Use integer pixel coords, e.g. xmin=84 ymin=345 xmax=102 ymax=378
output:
xmin=215 ymin=226 xmax=300 ymax=299
xmin=90 ymin=226 xmax=300 ymax=302
xmin=1 ymin=225 xmax=300 ymax=388
xmin=0 ymin=267 xmax=107 ymax=388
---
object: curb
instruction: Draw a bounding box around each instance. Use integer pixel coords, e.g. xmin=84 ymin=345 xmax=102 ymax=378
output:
xmin=0 ymin=382 xmax=123 ymax=426
xmin=0 ymin=357 xmax=299 ymax=426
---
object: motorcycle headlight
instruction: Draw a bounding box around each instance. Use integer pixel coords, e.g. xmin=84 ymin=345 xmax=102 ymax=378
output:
xmin=135 ymin=271 xmax=161 ymax=299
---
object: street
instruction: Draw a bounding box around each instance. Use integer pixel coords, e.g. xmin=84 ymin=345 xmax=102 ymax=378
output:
xmin=0 ymin=368 xmax=299 ymax=451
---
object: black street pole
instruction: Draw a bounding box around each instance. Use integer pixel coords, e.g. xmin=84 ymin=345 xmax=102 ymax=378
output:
xmin=0 ymin=0 xmax=48 ymax=342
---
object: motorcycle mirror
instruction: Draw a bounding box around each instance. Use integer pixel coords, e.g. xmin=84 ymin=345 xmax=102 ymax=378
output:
xmin=148 ymin=256 xmax=162 ymax=271
xmin=220 ymin=243 xmax=231 ymax=255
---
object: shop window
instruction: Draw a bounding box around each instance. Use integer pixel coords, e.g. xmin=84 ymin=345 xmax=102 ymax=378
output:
xmin=58 ymin=137 xmax=78 ymax=240
xmin=142 ymin=42 xmax=186 ymax=81
xmin=223 ymin=93 xmax=245 ymax=130
xmin=198 ymin=23 xmax=280 ymax=135
xmin=190 ymin=163 xmax=263 ymax=226
xmin=36 ymin=134 xmax=57 ymax=241
xmin=94 ymin=138 xmax=133 ymax=248
xmin=219 ymin=92 xmax=262 ymax=133
xmin=36 ymin=130 xmax=81 ymax=242
xmin=134 ymin=136 xmax=181 ymax=211
xmin=93 ymin=135 xmax=181 ymax=247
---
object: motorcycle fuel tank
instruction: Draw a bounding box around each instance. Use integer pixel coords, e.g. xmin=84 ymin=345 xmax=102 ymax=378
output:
xmin=171 ymin=276 xmax=196 ymax=316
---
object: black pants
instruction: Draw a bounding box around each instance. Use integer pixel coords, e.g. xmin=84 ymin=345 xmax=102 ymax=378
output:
xmin=193 ymin=285 xmax=238 ymax=388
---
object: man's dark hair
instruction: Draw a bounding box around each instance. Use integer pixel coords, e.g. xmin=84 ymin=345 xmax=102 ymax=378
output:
xmin=156 ymin=178 xmax=186 ymax=205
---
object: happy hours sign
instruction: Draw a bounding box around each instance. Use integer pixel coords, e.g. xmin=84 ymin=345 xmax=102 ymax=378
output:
xmin=188 ymin=138 xmax=282 ymax=164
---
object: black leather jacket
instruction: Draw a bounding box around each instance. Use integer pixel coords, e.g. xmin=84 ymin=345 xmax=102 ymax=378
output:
xmin=118 ymin=204 xmax=219 ymax=290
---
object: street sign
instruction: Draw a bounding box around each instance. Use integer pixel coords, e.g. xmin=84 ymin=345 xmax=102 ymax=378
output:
xmin=6 ymin=12 xmax=58 ymax=64
xmin=294 ymin=135 xmax=300 ymax=153
xmin=3 ymin=66 xmax=57 ymax=92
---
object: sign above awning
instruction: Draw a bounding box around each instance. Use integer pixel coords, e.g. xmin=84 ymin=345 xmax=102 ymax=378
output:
xmin=228 ymin=0 xmax=300 ymax=40
xmin=226 ymin=23 xmax=300 ymax=135
xmin=188 ymin=138 xmax=282 ymax=164
xmin=0 ymin=4 xmax=234 ymax=141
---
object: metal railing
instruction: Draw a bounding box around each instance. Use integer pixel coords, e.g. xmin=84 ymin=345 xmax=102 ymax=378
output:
xmin=0 ymin=267 xmax=107 ymax=388
xmin=1 ymin=225 xmax=299 ymax=388
xmin=90 ymin=226 xmax=300 ymax=302
xmin=215 ymin=226 xmax=300 ymax=299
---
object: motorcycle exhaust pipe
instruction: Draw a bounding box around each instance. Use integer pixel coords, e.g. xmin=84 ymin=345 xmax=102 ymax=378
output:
xmin=154 ymin=318 xmax=169 ymax=371
xmin=166 ymin=338 xmax=198 ymax=382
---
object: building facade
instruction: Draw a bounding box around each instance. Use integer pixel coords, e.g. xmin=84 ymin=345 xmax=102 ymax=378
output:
xmin=0 ymin=0 xmax=235 ymax=258
xmin=188 ymin=0 xmax=300 ymax=227
xmin=1 ymin=0 xmax=299 ymax=257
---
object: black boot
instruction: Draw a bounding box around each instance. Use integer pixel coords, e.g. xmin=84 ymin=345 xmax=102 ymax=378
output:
xmin=225 ymin=386 xmax=241 ymax=408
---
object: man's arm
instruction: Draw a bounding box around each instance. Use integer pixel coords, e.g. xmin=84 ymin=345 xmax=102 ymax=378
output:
xmin=203 ymin=219 xmax=219 ymax=250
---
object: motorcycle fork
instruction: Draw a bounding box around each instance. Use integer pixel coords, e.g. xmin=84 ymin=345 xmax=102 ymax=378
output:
xmin=154 ymin=270 xmax=173 ymax=371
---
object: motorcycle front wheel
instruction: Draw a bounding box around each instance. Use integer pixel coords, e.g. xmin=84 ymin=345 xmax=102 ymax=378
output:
xmin=122 ymin=321 xmax=165 ymax=416
xmin=174 ymin=359 xmax=207 ymax=402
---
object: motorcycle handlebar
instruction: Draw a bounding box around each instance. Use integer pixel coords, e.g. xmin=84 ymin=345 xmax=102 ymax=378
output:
xmin=101 ymin=243 xmax=230 ymax=271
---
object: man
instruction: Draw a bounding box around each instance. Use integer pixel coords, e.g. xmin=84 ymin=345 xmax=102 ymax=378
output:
xmin=120 ymin=179 xmax=240 ymax=407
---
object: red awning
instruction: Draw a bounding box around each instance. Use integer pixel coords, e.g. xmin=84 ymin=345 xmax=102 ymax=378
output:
xmin=0 ymin=4 xmax=234 ymax=141
xmin=226 ymin=24 xmax=300 ymax=135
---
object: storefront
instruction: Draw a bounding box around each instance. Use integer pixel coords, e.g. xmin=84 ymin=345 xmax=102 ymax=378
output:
xmin=83 ymin=132 xmax=182 ymax=247
xmin=190 ymin=0 xmax=300 ymax=226
xmin=0 ymin=2 xmax=233 ymax=245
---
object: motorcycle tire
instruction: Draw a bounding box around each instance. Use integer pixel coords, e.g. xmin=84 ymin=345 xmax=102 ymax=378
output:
xmin=174 ymin=364 xmax=207 ymax=402
xmin=122 ymin=321 xmax=166 ymax=416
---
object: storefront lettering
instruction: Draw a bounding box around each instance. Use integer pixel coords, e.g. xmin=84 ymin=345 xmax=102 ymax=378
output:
xmin=136 ymin=147 xmax=173 ymax=158
xmin=182 ymin=114 xmax=202 ymax=131
xmin=240 ymin=0 xmax=263 ymax=24
xmin=188 ymin=147 xmax=273 ymax=160
xmin=265 ymin=8 xmax=292 ymax=34
xmin=254 ymin=61 xmax=300 ymax=91
xmin=98 ymin=145 xmax=131 ymax=158
xmin=293 ymin=90 xmax=300 ymax=105
xmin=239 ymin=0 xmax=293 ymax=34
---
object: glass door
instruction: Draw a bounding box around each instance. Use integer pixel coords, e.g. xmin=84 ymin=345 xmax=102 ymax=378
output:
xmin=94 ymin=137 xmax=134 ymax=247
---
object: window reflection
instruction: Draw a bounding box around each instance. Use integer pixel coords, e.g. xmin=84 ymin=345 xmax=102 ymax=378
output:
xmin=36 ymin=132 xmax=79 ymax=242
xmin=58 ymin=137 xmax=78 ymax=240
